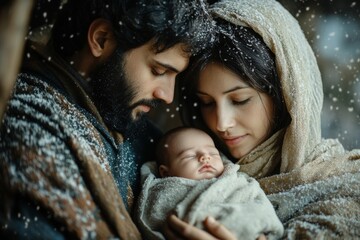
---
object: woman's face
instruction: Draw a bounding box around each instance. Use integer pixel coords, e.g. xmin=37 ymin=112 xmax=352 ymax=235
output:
xmin=196 ymin=62 xmax=274 ymax=159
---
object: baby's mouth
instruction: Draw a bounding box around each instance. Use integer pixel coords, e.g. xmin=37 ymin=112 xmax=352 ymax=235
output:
xmin=199 ymin=164 xmax=214 ymax=173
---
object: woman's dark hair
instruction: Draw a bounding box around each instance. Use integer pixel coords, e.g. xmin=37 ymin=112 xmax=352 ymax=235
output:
xmin=179 ymin=19 xmax=290 ymax=149
xmin=50 ymin=0 xmax=214 ymax=58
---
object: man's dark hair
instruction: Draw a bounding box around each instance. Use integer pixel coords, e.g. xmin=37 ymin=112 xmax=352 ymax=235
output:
xmin=51 ymin=0 xmax=214 ymax=58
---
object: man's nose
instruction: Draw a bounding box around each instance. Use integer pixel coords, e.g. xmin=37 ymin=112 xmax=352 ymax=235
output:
xmin=153 ymin=80 xmax=175 ymax=104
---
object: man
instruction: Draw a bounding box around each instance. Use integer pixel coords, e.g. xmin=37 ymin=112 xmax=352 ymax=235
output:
xmin=0 ymin=0 xmax=214 ymax=239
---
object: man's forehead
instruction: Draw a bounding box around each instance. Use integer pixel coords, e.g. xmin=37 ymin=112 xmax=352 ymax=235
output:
xmin=152 ymin=44 xmax=190 ymax=72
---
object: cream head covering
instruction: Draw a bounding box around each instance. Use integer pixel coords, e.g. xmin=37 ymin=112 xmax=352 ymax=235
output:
xmin=210 ymin=0 xmax=324 ymax=174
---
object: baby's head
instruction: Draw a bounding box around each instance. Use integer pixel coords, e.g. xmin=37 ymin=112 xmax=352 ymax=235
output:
xmin=156 ymin=127 xmax=224 ymax=180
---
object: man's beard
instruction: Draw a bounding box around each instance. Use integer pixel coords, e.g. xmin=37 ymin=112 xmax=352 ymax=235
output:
xmin=88 ymin=48 xmax=160 ymax=138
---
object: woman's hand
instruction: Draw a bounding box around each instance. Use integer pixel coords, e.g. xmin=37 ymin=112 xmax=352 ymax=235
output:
xmin=163 ymin=214 xmax=237 ymax=240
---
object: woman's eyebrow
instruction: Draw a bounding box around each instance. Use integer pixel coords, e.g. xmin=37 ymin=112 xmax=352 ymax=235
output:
xmin=197 ymin=86 xmax=249 ymax=95
xmin=222 ymin=86 xmax=249 ymax=94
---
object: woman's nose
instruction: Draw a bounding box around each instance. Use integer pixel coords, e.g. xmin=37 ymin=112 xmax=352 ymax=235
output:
xmin=216 ymin=106 xmax=235 ymax=132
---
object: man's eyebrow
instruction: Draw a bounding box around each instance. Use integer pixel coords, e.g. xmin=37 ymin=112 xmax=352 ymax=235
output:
xmin=154 ymin=60 xmax=180 ymax=73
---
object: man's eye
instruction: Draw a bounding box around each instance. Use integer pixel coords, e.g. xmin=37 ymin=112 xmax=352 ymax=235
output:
xmin=152 ymin=68 xmax=166 ymax=76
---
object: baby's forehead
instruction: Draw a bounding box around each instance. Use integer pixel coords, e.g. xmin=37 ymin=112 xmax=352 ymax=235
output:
xmin=170 ymin=128 xmax=208 ymax=141
xmin=163 ymin=128 xmax=216 ymax=155
xmin=172 ymin=137 xmax=217 ymax=153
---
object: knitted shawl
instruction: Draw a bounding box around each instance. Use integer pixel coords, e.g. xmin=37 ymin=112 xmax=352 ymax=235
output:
xmin=0 ymin=40 xmax=142 ymax=239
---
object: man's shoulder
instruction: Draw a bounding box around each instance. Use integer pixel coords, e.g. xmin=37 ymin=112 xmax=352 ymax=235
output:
xmin=5 ymin=72 xmax=103 ymax=143
xmin=10 ymin=72 xmax=74 ymax=122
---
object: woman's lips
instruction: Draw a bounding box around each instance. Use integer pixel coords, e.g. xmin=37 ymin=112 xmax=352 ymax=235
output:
xmin=223 ymin=135 xmax=248 ymax=146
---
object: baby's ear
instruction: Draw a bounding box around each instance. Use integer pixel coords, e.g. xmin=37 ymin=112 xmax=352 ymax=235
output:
xmin=159 ymin=165 xmax=170 ymax=178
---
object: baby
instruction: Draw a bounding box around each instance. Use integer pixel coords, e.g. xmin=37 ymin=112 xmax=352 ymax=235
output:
xmin=135 ymin=127 xmax=284 ymax=240
xmin=156 ymin=126 xmax=225 ymax=180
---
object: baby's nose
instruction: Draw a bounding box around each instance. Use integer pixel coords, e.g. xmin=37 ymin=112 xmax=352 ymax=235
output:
xmin=199 ymin=155 xmax=210 ymax=163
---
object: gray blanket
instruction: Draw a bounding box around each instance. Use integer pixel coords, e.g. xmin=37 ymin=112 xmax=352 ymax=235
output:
xmin=135 ymin=161 xmax=284 ymax=240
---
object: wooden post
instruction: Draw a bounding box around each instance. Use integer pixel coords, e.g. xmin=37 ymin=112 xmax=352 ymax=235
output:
xmin=0 ymin=0 xmax=34 ymax=127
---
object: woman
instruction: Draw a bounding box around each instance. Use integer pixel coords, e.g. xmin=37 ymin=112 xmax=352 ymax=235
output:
xmin=167 ymin=0 xmax=360 ymax=239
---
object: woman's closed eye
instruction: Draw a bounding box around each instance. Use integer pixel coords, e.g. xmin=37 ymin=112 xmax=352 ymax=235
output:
xmin=233 ymin=97 xmax=251 ymax=105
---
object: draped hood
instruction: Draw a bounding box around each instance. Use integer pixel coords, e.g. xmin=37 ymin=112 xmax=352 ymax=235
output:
xmin=210 ymin=0 xmax=328 ymax=174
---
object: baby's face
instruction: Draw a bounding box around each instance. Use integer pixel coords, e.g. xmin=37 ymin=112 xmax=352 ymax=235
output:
xmin=165 ymin=129 xmax=225 ymax=180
